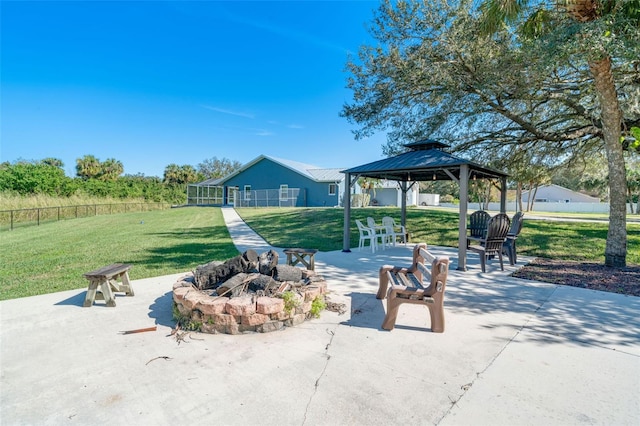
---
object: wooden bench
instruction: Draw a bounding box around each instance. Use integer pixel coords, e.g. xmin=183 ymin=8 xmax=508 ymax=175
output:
xmin=83 ymin=263 xmax=134 ymax=307
xmin=376 ymin=243 xmax=450 ymax=332
xmin=283 ymin=248 xmax=318 ymax=271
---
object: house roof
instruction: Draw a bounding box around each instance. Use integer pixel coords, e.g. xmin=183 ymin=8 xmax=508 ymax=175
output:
xmin=521 ymin=184 xmax=600 ymax=202
xmin=269 ymin=156 xmax=344 ymax=181
xmin=194 ymin=177 xmax=224 ymax=186
xmin=192 ymin=155 xmax=344 ymax=186
xmin=342 ymin=139 xmax=507 ymax=182
xmin=307 ymin=168 xmax=344 ymax=181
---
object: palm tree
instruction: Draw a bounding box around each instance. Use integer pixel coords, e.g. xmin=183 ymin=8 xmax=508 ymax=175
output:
xmin=76 ymin=155 xmax=102 ymax=180
xmin=164 ymin=164 xmax=198 ymax=185
xmin=479 ymin=0 xmax=640 ymax=266
xmin=163 ymin=164 xmax=182 ymax=185
xmin=100 ymin=158 xmax=124 ymax=181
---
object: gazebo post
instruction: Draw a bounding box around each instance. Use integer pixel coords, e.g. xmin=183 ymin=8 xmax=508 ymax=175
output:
xmin=500 ymin=176 xmax=507 ymax=213
xmin=458 ymin=164 xmax=469 ymax=271
xmin=400 ymin=180 xmax=408 ymax=228
xmin=342 ymin=172 xmax=353 ymax=252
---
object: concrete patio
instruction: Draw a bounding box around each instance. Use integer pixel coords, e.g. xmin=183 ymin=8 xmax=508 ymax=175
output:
xmin=1 ymin=207 xmax=638 ymax=425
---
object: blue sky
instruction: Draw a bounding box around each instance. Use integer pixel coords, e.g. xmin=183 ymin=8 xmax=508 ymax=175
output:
xmin=1 ymin=0 xmax=387 ymax=178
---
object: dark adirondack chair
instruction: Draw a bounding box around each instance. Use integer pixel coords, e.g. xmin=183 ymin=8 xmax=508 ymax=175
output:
xmin=503 ymin=212 xmax=525 ymax=265
xmin=468 ymin=213 xmax=511 ymax=272
xmin=467 ymin=210 xmax=491 ymax=247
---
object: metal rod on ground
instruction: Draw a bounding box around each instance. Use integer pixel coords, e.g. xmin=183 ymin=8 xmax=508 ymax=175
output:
xmin=119 ymin=326 xmax=158 ymax=335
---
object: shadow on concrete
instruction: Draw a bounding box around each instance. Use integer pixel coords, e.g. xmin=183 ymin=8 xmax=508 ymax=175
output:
xmin=393 ymin=324 xmax=434 ymax=333
xmin=54 ymin=290 xmax=131 ymax=308
xmin=446 ymin=273 xmax=640 ymax=350
xmin=54 ymin=291 xmax=87 ymax=307
xmin=340 ymin=292 xmax=386 ymax=330
xmin=148 ymin=291 xmax=176 ymax=328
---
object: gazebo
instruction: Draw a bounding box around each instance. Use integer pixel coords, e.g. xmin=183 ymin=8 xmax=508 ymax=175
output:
xmin=341 ymin=139 xmax=509 ymax=271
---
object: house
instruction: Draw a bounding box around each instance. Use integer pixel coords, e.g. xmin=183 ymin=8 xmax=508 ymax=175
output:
xmin=187 ymin=155 xmax=346 ymax=207
xmin=521 ymin=184 xmax=600 ymax=203
xmin=365 ymin=179 xmax=420 ymax=207
xmin=187 ymin=154 xmax=427 ymax=208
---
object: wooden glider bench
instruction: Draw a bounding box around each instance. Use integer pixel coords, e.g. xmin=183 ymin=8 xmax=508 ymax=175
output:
xmin=376 ymin=243 xmax=450 ymax=332
xmin=83 ymin=263 xmax=134 ymax=307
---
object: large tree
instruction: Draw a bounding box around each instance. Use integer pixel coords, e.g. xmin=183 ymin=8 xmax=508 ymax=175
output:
xmin=76 ymin=155 xmax=102 ymax=180
xmin=480 ymin=0 xmax=639 ymax=266
xmin=197 ymin=157 xmax=242 ymax=179
xmin=163 ymin=164 xmax=198 ymax=185
xmin=341 ymin=0 xmax=640 ymax=266
xmin=99 ymin=158 xmax=124 ymax=181
xmin=76 ymin=155 xmax=123 ymax=181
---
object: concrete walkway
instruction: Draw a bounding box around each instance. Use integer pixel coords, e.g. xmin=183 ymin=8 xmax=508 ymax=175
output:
xmin=1 ymin=207 xmax=638 ymax=425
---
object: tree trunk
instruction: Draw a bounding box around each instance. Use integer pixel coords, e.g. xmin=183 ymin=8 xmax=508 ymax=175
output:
xmin=589 ymin=56 xmax=627 ymax=267
xmin=528 ymin=183 xmax=538 ymax=212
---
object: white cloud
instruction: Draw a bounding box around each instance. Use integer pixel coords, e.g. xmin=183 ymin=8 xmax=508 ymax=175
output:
xmin=200 ymin=104 xmax=255 ymax=119
xmin=225 ymin=12 xmax=349 ymax=55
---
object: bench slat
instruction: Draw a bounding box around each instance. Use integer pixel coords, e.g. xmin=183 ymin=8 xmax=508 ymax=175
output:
xmin=416 ymin=261 xmax=431 ymax=284
xmin=396 ymin=271 xmax=412 ymax=288
xmin=283 ymin=248 xmax=318 ymax=255
xmin=407 ymin=272 xmax=423 ymax=288
xmin=386 ymin=270 xmax=405 ymax=288
xmin=84 ymin=263 xmax=132 ymax=279
xmin=387 ymin=269 xmax=425 ymax=290
xmin=419 ymin=247 xmax=436 ymax=264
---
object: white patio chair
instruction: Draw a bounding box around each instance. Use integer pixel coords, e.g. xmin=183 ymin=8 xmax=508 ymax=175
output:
xmin=382 ymin=216 xmax=407 ymax=246
xmin=366 ymin=217 xmax=389 ymax=249
xmin=356 ymin=219 xmax=378 ymax=252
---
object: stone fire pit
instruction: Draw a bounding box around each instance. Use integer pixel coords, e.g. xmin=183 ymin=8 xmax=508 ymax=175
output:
xmin=172 ymin=249 xmax=327 ymax=334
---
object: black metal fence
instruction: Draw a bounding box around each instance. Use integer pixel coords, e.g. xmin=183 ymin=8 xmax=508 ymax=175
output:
xmin=0 ymin=202 xmax=171 ymax=231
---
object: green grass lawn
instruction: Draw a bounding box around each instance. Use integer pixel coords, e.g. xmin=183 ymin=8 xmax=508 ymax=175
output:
xmin=236 ymin=207 xmax=640 ymax=264
xmin=2 ymin=205 xmax=638 ymax=301
xmin=430 ymin=205 xmax=640 ymax=222
xmin=0 ymin=207 xmax=238 ymax=301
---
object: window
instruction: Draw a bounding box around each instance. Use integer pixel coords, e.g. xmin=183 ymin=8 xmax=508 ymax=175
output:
xmin=328 ymin=183 xmax=337 ymax=196
xmin=244 ymin=185 xmax=251 ymax=200
xmin=279 ymin=184 xmax=288 ymax=201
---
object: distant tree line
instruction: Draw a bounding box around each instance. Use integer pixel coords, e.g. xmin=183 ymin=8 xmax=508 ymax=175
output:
xmin=0 ymin=155 xmax=242 ymax=205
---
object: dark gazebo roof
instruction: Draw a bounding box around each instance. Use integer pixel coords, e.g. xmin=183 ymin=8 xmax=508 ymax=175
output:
xmin=341 ymin=139 xmax=509 ymax=272
xmin=342 ymin=139 xmax=507 ymax=182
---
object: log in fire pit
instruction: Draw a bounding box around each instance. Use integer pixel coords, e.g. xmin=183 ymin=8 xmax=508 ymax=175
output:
xmin=172 ymin=249 xmax=327 ymax=334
